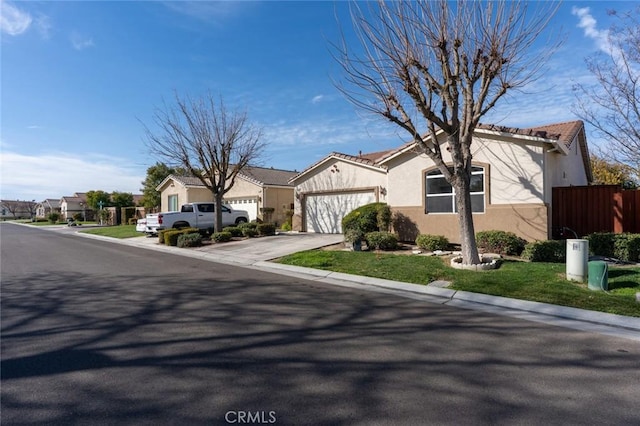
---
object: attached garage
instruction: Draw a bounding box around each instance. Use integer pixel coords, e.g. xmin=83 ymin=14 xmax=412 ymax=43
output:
xmin=226 ymin=198 xmax=259 ymax=222
xmin=304 ymin=190 xmax=377 ymax=233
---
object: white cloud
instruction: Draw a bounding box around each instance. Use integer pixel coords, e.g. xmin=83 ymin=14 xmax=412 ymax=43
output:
xmin=0 ymin=151 xmax=144 ymax=201
xmin=311 ymin=95 xmax=324 ymax=104
xmin=35 ymin=13 xmax=52 ymax=39
xmin=0 ymin=1 xmax=32 ymax=36
xmin=571 ymin=7 xmax=611 ymax=53
xmin=70 ymin=31 xmax=94 ymax=50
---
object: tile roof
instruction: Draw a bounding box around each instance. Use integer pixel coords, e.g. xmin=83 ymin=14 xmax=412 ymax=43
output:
xmin=292 ymin=120 xmax=587 ymax=181
xmin=170 ymin=166 xmax=297 ymax=188
xmin=477 ymin=120 xmax=583 ymax=147
xmin=238 ymin=166 xmax=298 ymax=187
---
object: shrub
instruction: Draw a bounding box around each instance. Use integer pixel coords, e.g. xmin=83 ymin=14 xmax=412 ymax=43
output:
xmin=177 ymin=232 xmax=203 ymax=248
xmin=415 ymin=234 xmax=449 ymax=251
xmin=344 ymin=228 xmax=365 ymax=243
xmin=238 ymin=221 xmax=258 ymax=231
xmin=342 ymin=203 xmax=390 ymax=235
xmin=613 ymin=233 xmax=640 ymax=263
xmin=212 ymin=231 xmax=232 ymax=243
xmin=158 ymin=229 xmax=167 ymax=244
xmin=476 ymin=230 xmax=526 ymax=256
xmin=585 ymin=232 xmax=640 ymax=262
xmin=257 ymin=223 xmax=276 ymax=236
xmin=365 ymin=231 xmax=399 ymax=251
xmin=223 ymin=226 xmax=243 ymax=237
xmin=242 ymin=228 xmax=258 ymax=238
xmin=586 ymin=232 xmax=615 ymax=258
xmin=281 ymin=222 xmax=292 ymax=231
xmin=163 ymin=230 xmax=183 ymax=246
xmin=47 ymin=212 xmax=61 ymax=224
xmin=72 ymin=212 xmax=83 ymax=222
xmin=521 ymin=240 xmax=566 ymax=263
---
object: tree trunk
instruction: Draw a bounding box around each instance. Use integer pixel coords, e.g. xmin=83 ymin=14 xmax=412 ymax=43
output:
xmin=214 ymin=193 xmax=224 ymax=233
xmin=454 ymin=175 xmax=481 ymax=265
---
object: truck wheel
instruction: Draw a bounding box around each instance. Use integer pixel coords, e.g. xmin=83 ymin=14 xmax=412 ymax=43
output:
xmin=235 ymin=218 xmax=248 ymax=225
xmin=174 ymin=222 xmax=189 ymax=230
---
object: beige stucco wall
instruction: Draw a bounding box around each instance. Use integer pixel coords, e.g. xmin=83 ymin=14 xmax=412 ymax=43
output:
xmin=158 ymin=181 xmax=212 ymax=212
xmin=392 ymin=203 xmax=548 ymax=243
xmin=385 ymin=137 xmax=545 ymax=207
xmin=292 ymin=158 xmax=388 ymax=231
xmin=263 ymin=186 xmax=295 ymax=226
xmin=545 ymin=135 xmax=590 ymax=202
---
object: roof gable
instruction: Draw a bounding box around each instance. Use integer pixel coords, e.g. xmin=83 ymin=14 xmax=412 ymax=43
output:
xmin=289 ymin=151 xmax=388 ymax=183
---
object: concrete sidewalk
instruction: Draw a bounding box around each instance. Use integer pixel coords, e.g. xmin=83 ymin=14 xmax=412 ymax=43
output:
xmin=76 ymin=230 xmax=640 ymax=342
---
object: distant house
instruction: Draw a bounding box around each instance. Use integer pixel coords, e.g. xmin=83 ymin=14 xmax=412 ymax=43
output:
xmin=36 ymin=199 xmax=62 ymax=219
xmin=157 ymin=166 xmax=298 ymax=226
xmin=0 ymin=200 xmax=33 ymax=220
xmin=60 ymin=193 xmax=91 ymax=221
xmin=290 ymin=120 xmax=592 ymax=242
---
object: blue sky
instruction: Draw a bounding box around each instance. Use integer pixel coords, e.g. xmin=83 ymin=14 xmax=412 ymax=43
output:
xmin=1 ymin=1 xmax=635 ymax=201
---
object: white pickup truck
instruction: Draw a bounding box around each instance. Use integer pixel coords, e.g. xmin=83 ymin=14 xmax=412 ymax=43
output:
xmin=141 ymin=202 xmax=249 ymax=235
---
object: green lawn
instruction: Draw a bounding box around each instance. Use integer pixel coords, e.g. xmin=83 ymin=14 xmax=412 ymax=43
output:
xmin=277 ymin=250 xmax=640 ymax=317
xmin=80 ymin=225 xmax=141 ymax=239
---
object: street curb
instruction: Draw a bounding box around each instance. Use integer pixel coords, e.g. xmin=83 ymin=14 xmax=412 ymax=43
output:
xmin=71 ymin=229 xmax=640 ymax=335
xmin=258 ymin=261 xmax=640 ymax=332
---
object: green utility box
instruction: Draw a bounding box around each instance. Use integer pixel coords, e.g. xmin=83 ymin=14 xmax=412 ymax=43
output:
xmin=588 ymin=261 xmax=608 ymax=291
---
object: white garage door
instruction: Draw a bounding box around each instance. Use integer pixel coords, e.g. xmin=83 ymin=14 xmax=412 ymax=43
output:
xmin=226 ymin=198 xmax=259 ymax=221
xmin=305 ymin=191 xmax=376 ymax=233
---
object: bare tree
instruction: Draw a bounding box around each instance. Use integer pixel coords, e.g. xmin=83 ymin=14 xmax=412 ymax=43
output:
xmin=1 ymin=200 xmax=22 ymax=218
xmin=334 ymin=0 xmax=560 ymax=264
xmin=144 ymin=93 xmax=265 ymax=232
xmin=21 ymin=200 xmax=38 ymax=220
xmin=573 ymin=7 xmax=640 ymax=181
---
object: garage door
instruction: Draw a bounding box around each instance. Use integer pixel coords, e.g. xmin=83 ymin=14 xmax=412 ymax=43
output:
xmin=226 ymin=198 xmax=259 ymax=221
xmin=305 ymin=191 xmax=376 ymax=233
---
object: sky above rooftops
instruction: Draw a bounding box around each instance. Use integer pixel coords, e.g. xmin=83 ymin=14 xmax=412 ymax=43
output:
xmin=1 ymin=1 xmax=634 ymax=201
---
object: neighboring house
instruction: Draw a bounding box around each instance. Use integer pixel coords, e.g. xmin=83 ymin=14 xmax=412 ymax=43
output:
xmin=156 ymin=166 xmax=298 ymax=226
xmin=36 ymin=199 xmax=62 ymax=219
xmin=290 ymin=120 xmax=592 ymax=242
xmin=60 ymin=193 xmax=92 ymax=221
xmin=0 ymin=200 xmax=33 ymax=220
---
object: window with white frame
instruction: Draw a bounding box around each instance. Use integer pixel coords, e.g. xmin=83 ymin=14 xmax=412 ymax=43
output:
xmin=168 ymin=194 xmax=179 ymax=212
xmin=425 ymin=166 xmax=485 ymax=213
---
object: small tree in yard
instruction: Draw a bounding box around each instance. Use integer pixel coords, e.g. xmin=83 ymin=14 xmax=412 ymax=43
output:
xmin=334 ymin=0 xmax=560 ymax=265
xmin=572 ymin=6 xmax=640 ymax=183
xmin=144 ymin=93 xmax=265 ymax=232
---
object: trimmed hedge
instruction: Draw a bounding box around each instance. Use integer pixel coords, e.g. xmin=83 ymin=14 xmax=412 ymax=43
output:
xmin=476 ymin=230 xmax=526 ymax=256
xmin=257 ymin=223 xmax=276 ymax=236
xmin=177 ymin=232 xmax=203 ymax=248
xmin=522 ymin=240 xmax=566 ymax=263
xmin=242 ymin=228 xmax=258 ymax=238
xmin=161 ymin=227 xmax=199 ymax=246
xmin=238 ymin=221 xmax=258 ymax=231
xmin=342 ymin=203 xmax=392 ymax=235
xmin=586 ymin=232 xmax=640 ymax=262
xmin=223 ymin=226 xmax=243 ymax=238
xmin=365 ymin=232 xmax=398 ymax=251
xmin=212 ymin=231 xmax=232 ymax=243
xmin=415 ymin=234 xmax=449 ymax=251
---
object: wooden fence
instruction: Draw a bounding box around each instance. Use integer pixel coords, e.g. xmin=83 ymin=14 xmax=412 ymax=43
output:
xmin=552 ymin=185 xmax=640 ymax=238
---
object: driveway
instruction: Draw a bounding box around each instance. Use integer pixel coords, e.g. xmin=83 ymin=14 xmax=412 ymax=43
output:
xmin=109 ymin=231 xmax=345 ymax=265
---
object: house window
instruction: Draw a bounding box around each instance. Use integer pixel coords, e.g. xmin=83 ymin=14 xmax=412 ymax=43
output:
xmin=425 ymin=166 xmax=485 ymax=213
xmin=168 ymin=195 xmax=179 ymax=212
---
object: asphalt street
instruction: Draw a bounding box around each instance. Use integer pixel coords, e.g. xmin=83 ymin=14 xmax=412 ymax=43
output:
xmin=1 ymin=223 xmax=639 ymax=425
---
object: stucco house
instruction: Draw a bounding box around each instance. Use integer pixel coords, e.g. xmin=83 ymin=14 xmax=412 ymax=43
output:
xmin=290 ymin=120 xmax=592 ymax=243
xmin=36 ymin=199 xmax=62 ymax=219
xmin=157 ymin=166 xmax=298 ymax=226
xmin=60 ymin=193 xmax=91 ymax=221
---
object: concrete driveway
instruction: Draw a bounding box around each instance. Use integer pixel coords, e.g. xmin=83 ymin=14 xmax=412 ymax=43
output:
xmin=122 ymin=231 xmax=345 ymax=265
